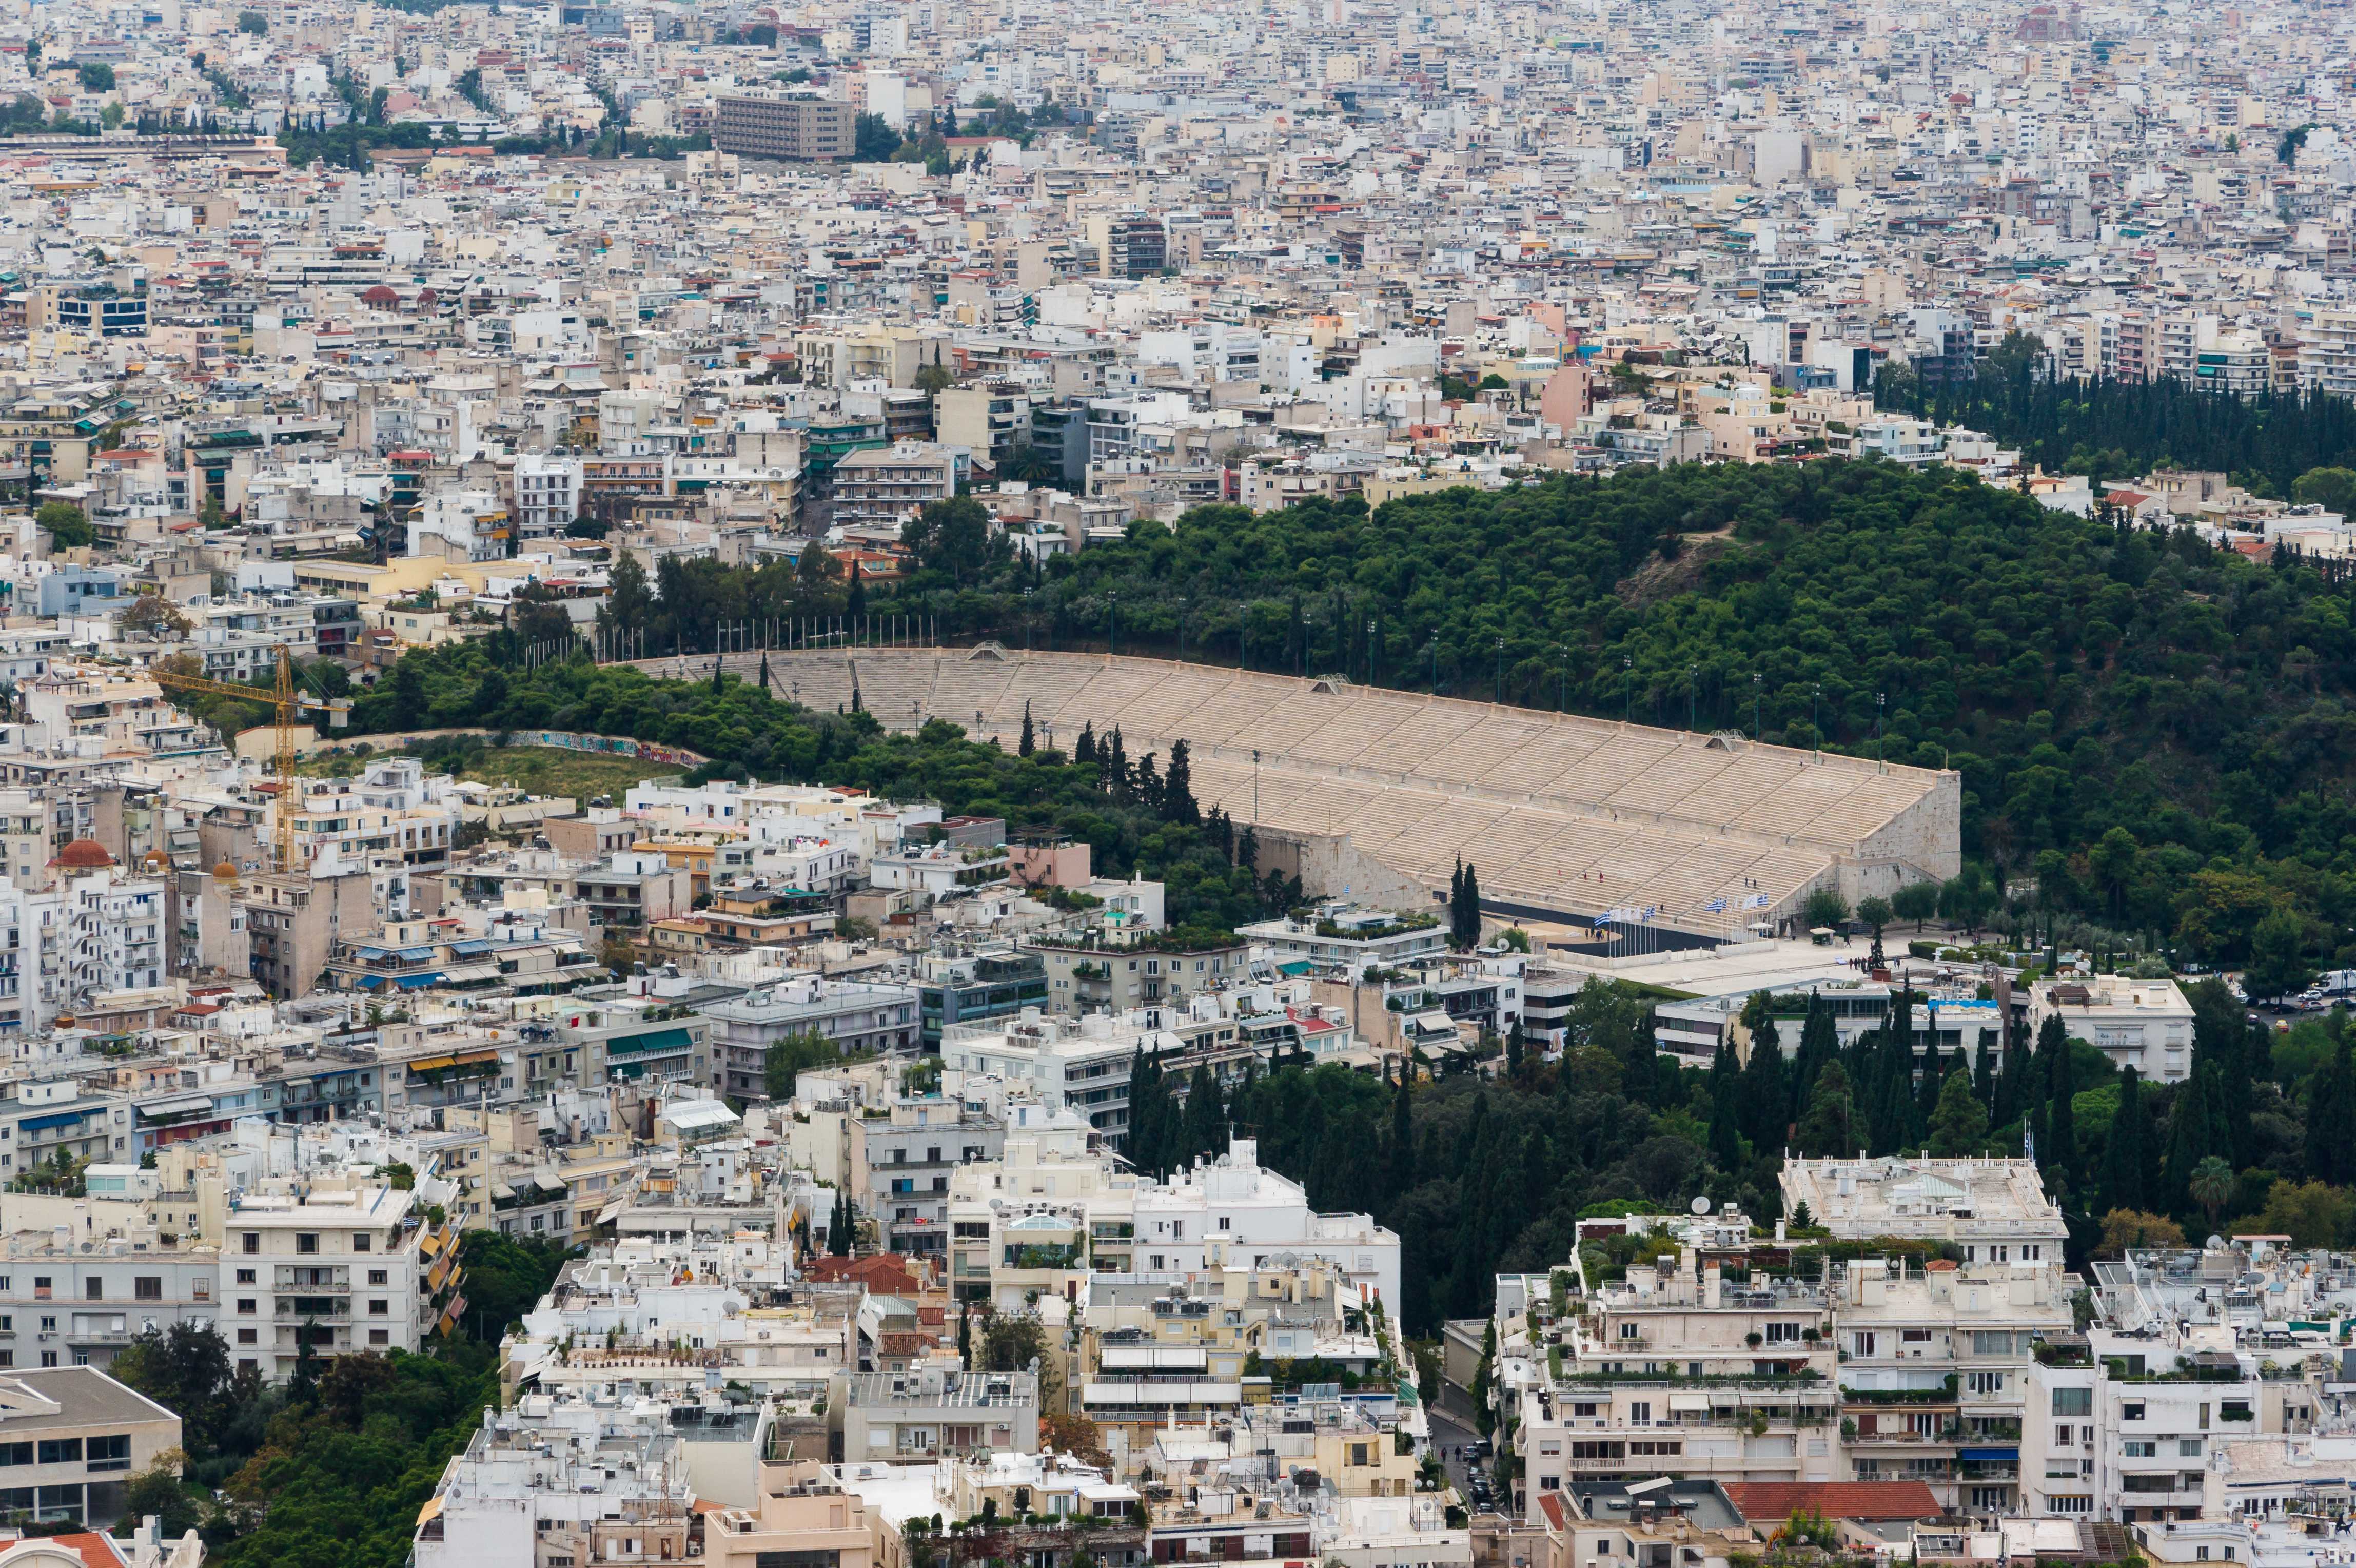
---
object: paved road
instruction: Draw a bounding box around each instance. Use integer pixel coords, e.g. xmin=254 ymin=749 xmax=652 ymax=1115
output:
xmin=1427 ymin=1400 xmax=1488 ymax=1499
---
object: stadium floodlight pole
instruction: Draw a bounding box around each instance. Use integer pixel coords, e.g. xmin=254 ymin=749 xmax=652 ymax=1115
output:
xmin=1024 ymin=589 xmax=1033 ymax=652
xmin=1876 ymin=691 xmax=1887 ymax=773
xmin=1495 ymin=636 xmax=1505 ymax=704
xmin=1812 ymin=683 xmax=1821 ymax=756
xmin=1252 ymin=748 xmax=1261 ymax=824
xmin=1429 ymin=635 xmax=1440 ymax=693
xmin=1752 ymin=672 xmax=1762 ymax=741
xmin=1556 ymin=645 xmax=1566 ymax=712
xmin=1367 ymin=619 xmax=1376 ymax=687
xmin=1624 ymin=655 xmax=1633 ymax=724
xmin=1108 ymin=591 xmax=1117 ymax=658
xmin=1689 ymin=663 xmax=1698 ymax=731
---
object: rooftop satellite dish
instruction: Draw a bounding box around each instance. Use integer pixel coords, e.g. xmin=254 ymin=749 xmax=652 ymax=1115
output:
xmin=1690 ymin=1196 xmax=1712 ymax=1216
xmin=2208 ymin=1234 xmax=2227 ymax=1250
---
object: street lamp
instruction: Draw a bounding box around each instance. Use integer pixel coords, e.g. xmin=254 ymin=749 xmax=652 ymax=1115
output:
xmin=1495 ymin=636 xmax=1506 ymax=704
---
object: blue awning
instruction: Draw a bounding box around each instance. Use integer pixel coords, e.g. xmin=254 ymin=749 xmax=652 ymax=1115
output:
xmin=358 ymin=945 xmax=434 ymax=962
xmin=447 ymin=939 xmax=494 ymax=955
xmin=1958 ymin=1447 xmax=2019 ymax=1461
xmin=394 ymin=971 xmax=444 ymax=990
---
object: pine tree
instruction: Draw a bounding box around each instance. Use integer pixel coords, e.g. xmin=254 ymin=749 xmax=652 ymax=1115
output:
xmin=1928 ymin=1067 xmax=1989 ymax=1157
xmin=1019 ymin=701 xmax=1035 ymax=757
xmin=2100 ymin=1065 xmax=2149 ymax=1215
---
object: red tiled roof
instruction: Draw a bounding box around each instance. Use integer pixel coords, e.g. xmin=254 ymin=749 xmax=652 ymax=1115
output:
xmin=1538 ymin=1492 xmax=1569 ymax=1531
xmin=44 ymin=1533 xmax=129 ymax=1568
xmin=1722 ymin=1481 xmax=1940 ymax=1524
xmin=801 ymin=1253 xmax=923 ymax=1291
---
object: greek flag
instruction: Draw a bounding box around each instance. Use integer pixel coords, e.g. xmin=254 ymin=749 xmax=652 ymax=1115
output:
xmin=1746 ymin=893 xmax=1773 ymax=909
xmin=1703 ymin=897 xmax=1729 ymax=914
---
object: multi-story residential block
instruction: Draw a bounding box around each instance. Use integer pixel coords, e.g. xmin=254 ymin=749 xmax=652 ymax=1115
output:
xmin=2025 ymin=976 xmax=2195 ymax=1083
xmin=222 ymin=1181 xmax=444 ymax=1378
xmin=702 ymin=977 xmax=924 ymax=1100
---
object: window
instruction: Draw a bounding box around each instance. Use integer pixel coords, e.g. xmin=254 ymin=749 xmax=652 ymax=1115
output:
xmin=1764 ymin=1322 xmax=1801 ymax=1344
xmin=2182 ymin=1439 xmax=2205 ymax=1457
xmin=235 ymin=1270 xmax=254 ymax=1285
xmin=2053 ymin=1388 xmax=2092 ymax=1417
xmin=35 ymin=1439 xmax=78 ymax=1464
xmin=1901 ymin=1329 xmax=1934 ymax=1344
xmin=1628 ymin=1402 xmax=1652 ymax=1425
xmin=1971 ymin=1331 xmax=2014 ymax=1355
xmin=1619 ymin=1322 xmax=1640 ymax=1340
xmin=1967 ymin=1371 xmax=2007 ymax=1396
xmin=2121 ymin=1401 xmax=2145 ymax=1422
xmin=368 ymin=1270 xmax=387 ymax=1287
xmin=1852 ymin=1331 xmax=1877 ymax=1356
xmin=85 ymin=1435 xmax=129 ymax=1473
xmin=133 ymin=1278 xmax=160 ymax=1302
xmin=242 ymin=1233 xmax=259 ymax=1255
xmin=83 ymin=1280 xmax=101 ymax=1301
xmin=369 ymin=1300 xmax=388 ymax=1316
xmin=236 ymin=1299 xmax=255 ymax=1315
xmin=237 ymin=1329 xmax=256 ymax=1345
xmin=351 ymin=1234 xmax=370 ymax=1253
xmin=296 ymin=1234 xmax=318 ymax=1255
xmin=2124 ymin=1441 xmax=2155 ymax=1457
xmin=2053 ymin=1426 xmax=2072 ymax=1446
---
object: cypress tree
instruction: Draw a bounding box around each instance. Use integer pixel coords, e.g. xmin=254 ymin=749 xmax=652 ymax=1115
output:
xmin=2163 ymin=1061 xmax=2227 ymax=1215
xmin=1740 ymin=1011 xmax=1789 ymax=1151
xmin=2306 ymin=1039 xmax=2355 ymax=1185
xmin=2100 ymin=1066 xmax=2149 ymax=1215
xmin=1074 ymin=722 xmax=1096 ymax=765
xmin=1795 ymin=1060 xmax=1857 ymax=1157
xmin=1460 ymin=863 xmax=1483 ymax=947
xmin=1182 ymin=1064 xmax=1225 ymax=1164
xmin=1387 ymin=1069 xmax=1416 ymax=1199
xmin=1019 ymin=701 xmax=1035 ymax=756
xmin=830 ymin=1187 xmax=853 ymax=1256
xmin=1707 ymin=1041 xmax=1744 ymax=1169
xmin=2046 ymin=1031 xmax=2076 ymax=1186
xmin=1164 ymin=738 xmax=1199 ymax=825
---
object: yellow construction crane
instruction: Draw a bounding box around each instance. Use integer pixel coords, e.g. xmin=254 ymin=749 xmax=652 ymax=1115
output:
xmin=150 ymin=645 xmax=351 ymax=876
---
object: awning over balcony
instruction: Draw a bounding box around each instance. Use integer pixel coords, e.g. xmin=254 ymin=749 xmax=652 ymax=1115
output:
xmin=1958 ymin=1447 xmax=2018 ymax=1461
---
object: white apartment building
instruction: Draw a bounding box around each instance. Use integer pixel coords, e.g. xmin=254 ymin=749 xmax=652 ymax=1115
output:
xmin=2026 ymin=977 xmax=2195 ymax=1083
xmin=939 ymin=1010 xmax=1150 ymax=1145
xmin=409 ymin=488 xmax=510 ymax=562
xmin=1500 ymin=1227 xmax=1842 ymax=1517
xmin=509 ymin=454 xmax=584 ymax=541
xmin=1234 ymin=904 xmax=1449 ymax=968
xmin=1833 ymin=1255 xmax=2072 ymax=1514
xmin=223 ymin=1182 xmax=432 ymax=1378
xmin=1778 ymin=1157 xmax=2070 ymax=1263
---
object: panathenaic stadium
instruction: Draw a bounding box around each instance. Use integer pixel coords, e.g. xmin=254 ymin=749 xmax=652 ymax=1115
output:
xmin=696 ymin=646 xmax=1959 ymax=942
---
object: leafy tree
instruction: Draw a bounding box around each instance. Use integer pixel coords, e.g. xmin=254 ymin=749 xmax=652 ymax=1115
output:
xmin=2247 ymin=1179 xmax=2356 ymax=1248
xmin=2293 ymin=466 xmax=2356 ymax=516
xmin=77 ymin=62 xmax=114 ymax=91
xmin=2097 ymin=1209 xmax=2186 ymax=1255
xmin=34 ymin=501 xmax=91 ymax=548
xmin=2245 ymin=909 xmax=2314 ymax=1003
xmin=1891 ymin=880 xmax=1939 ymax=931
xmin=237 ymin=9 xmax=268 ymax=30
xmin=1801 ymin=888 xmax=1850 ymax=931
xmin=853 ymin=111 xmax=900 ymax=161
xmin=764 ymin=1030 xmax=852 ymax=1101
